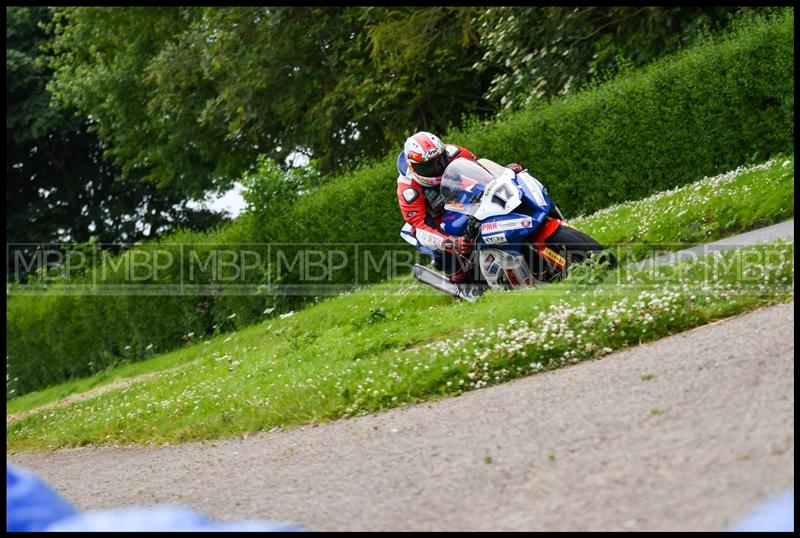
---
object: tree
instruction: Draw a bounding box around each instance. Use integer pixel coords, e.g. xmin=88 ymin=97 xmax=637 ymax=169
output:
xmin=6 ymin=6 xmax=225 ymax=251
xmin=473 ymin=7 xmax=760 ymax=111
xmin=40 ymin=6 xmax=759 ymax=207
xmin=45 ymin=7 xmax=496 ymax=196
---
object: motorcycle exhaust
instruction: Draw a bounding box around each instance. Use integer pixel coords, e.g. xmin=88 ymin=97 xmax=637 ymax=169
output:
xmin=412 ymin=264 xmax=487 ymax=302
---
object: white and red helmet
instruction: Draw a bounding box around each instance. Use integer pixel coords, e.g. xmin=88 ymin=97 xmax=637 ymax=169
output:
xmin=403 ymin=131 xmax=449 ymax=187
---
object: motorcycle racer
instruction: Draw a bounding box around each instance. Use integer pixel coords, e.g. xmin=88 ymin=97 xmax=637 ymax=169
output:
xmin=396 ymin=131 xmax=523 ymax=283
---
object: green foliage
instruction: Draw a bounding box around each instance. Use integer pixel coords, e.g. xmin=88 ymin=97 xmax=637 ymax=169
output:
xmin=6 ymin=6 xmax=226 ymax=249
xmin=361 ymin=7 xmax=491 ymax=141
xmin=453 ymin=8 xmax=793 ymax=216
xmin=473 ymin=6 xmax=772 ymax=112
xmin=279 ymin=9 xmax=793 ymax=268
xmin=45 ymin=7 xmax=208 ymax=194
xmin=6 ymin=11 xmax=794 ymax=396
xmin=45 ymin=7 xmax=490 ymax=195
xmin=240 ymin=156 xmax=321 ymax=232
xmin=563 ymin=251 xmax=617 ymax=288
xmin=14 ymin=6 xmax=776 ymax=249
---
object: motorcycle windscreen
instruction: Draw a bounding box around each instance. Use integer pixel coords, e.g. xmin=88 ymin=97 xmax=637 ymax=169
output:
xmin=440 ymin=159 xmax=499 ymax=216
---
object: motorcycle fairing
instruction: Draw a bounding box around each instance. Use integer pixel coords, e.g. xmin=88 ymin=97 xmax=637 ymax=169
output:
xmin=400 ymin=222 xmax=436 ymax=257
xmin=440 ymin=212 xmax=471 ymax=236
xmin=516 ymin=171 xmax=551 ymax=215
xmin=479 ymin=248 xmax=536 ymax=291
xmin=478 ymin=212 xmax=533 ymax=246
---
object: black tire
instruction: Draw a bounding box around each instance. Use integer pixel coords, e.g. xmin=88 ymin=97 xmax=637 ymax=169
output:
xmin=541 ymin=225 xmax=617 ymax=281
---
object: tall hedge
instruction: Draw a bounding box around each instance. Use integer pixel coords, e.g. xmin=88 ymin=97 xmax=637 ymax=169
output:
xmin=282 ymin=9 xmax=793 ymax=244
xmin=7 ymin=10 xmax=794 ymax=396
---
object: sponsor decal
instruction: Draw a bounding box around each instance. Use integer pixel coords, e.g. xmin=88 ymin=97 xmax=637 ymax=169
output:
xmin=505 ymin=218 xmax=533 ymax=230
xmin=406 ymin=149 xmax=423 ymax=162
xmin=541 ymin=247 xmax=566 ymax=268
xmin=484 ymin=233 xmax=506 ymax=244
xmin=483 ymin=253 xmax=497 ymax=273
xmin=483 ymin=178 xmax=500 ymax=195
xmin=504 ymin=268 xmax=520 ymax=287
xmin=481 ymin=218 xmax=532 ymax=233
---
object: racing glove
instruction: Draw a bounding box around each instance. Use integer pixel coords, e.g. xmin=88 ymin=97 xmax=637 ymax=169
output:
xmin=442 ymin=235 xmax=475 ymax=258
xmin=506 ymin=163 xmax=523 ymax=174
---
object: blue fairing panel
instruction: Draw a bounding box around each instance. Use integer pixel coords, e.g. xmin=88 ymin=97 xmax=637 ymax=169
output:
xmin=477 ymin=209 xmax=549 ymax=247
xmin=400 ymin=223 xmax=435 ymax=258
xmin=440 ymin=211 xmax=470 ymax=236
xmin=504 ymin=225 xmax=536 ymax=245
xmin=529 ymin=207 xmax=549 ymax=229
xmin=517 ymin=176 xmax=551 ymax=215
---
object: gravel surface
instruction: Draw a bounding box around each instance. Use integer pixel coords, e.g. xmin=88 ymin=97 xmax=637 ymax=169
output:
xmin=9 ymin=301 xmax=794 ymax=531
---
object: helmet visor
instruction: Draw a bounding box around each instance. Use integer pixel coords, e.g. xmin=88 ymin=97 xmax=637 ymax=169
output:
xmin=410 ymin=152 xmax=449 ymax=179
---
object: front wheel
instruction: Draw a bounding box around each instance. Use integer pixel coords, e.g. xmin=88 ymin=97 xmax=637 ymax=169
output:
xmin=538 ymin=225 xmax=617 ymax=281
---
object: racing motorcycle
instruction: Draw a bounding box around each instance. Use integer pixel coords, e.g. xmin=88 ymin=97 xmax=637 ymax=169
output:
xmin=402 ymin=158 xmax=617 ymax=301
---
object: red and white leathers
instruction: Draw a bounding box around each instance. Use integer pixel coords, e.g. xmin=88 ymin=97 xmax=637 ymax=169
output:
xmin=396 ymin=143 xmax=476 ymax=252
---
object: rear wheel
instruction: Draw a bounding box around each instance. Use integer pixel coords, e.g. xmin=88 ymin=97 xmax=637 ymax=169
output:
xmin=538 ymin=225 xmax=617 ymax=281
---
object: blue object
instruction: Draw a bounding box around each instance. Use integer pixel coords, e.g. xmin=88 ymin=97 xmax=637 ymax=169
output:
xmin=47 ymin=506 xmax=303 ymax=532
xmin=6 ymin=465 xmax=78 ymax=531
xmin=7 ymin=464 xmax=304 ymax=532
xmin=403 ymin=158 xmax=555 ymax=261
xmin=396 ymin=151 xmax=408 ymax=176
xmin=728 ymin=488 xmax=794 ymax=532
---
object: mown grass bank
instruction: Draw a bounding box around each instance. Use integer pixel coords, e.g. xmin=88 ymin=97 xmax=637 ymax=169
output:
xmin=7 ymin=155 xmax=794 ymax=406
xmin=7 ymin=237 xmax=793 ymax=452
xmin=572 ymin=155 xmax=794 ymax=263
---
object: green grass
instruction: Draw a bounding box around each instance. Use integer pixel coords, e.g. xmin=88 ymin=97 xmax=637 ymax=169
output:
xmin=7 ymin=156 xmax=794 ymax=413
xmin=7 ymin=239 xmax=793 ymax=452
xmin=571 ymin=155 xmax=794 ymax=263
xmin=5 ymin=343 xmax=212 ymax=415
xmin=6 ymin=156 xmax=794 ymax=451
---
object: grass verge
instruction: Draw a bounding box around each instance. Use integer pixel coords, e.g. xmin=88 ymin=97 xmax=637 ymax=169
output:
xmin=572 ymin=155 xmax=794 ymax=264
xmin=7 ymin=155 xmax=793 ymax=415
xmin=7 ymin=239 xmax=793 ymax=452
